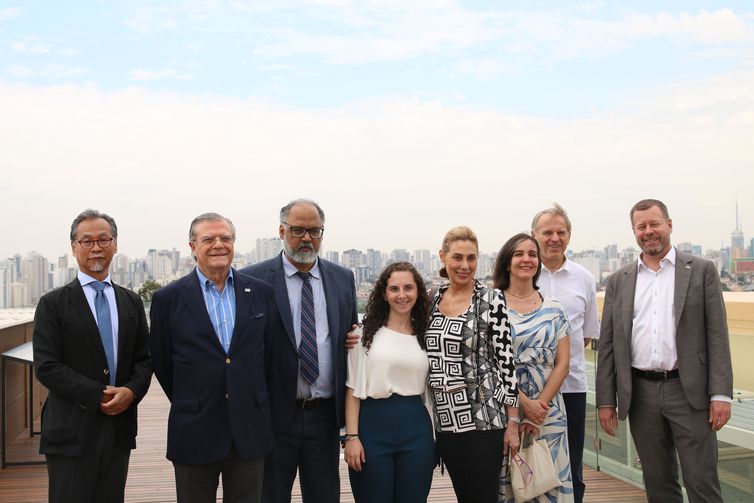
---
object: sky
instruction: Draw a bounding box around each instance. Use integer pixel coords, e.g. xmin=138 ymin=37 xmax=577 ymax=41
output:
xmin=2 ymin=1 xmax=754 ymax=259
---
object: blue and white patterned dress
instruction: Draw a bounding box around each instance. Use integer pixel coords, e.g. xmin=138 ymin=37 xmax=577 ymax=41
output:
xmin=499 ymin=296 xmax=574 ymax=503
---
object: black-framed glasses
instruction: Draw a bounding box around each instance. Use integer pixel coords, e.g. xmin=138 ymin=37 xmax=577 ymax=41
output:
xmin=76 ymin=238 xmax=114 ymax=249
xmin=283 ymin=223 xmax=325 ymax=239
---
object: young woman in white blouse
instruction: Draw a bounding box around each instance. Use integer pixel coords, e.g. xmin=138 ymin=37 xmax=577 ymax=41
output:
xmin=344 ymin=262 xmax=434 ymax=503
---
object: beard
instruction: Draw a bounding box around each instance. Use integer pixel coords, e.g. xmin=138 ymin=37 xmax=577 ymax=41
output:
xmin=284 ymin=241 xmax=318 ymax=264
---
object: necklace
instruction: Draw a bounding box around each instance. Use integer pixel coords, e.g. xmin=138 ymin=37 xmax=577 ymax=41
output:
xmin=505 ymin=289 xmax=536 ymax=299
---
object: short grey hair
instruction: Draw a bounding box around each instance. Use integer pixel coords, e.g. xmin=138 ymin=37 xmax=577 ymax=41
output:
xmin=531 ymin=203 xmax=572 ymax=234
xmin=70 ymin=209 xmax=118 ymax=241
xmin=279 ymin=199 xmax=326 ymax=224
xmin=189 ymin=212 xmax=236 ymax=241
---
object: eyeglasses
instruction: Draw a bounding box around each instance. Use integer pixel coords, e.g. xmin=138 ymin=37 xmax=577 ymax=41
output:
xmin=76 ymin=238 xmax=114 ymax=249
xmin=283 ymin=223 xmax=325 ymax=239
xmin=196 ymin=236 xmax=235 ymax=246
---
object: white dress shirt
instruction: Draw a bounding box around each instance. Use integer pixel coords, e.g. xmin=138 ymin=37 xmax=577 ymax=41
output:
xmin=631 ymin=247 xmax=677 ymax=371
xmin=631 ymin=247 xmax=729 ymax=402
xmin=537 ymin=258 xmax=600 ymax=393
xmin=281 ymin=253 xmax=333 ymax=400
xmin=78 ymin=271 xmax=119 ymax=370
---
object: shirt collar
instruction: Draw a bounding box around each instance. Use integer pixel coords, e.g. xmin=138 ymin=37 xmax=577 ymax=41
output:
xmin=195 ymin=266 xmax=234 ymax=291
xmin=638 ymin=246 xmax=676 ymax=272
xmin=542 ymin=257 xmax=572 ymax=275
xmin=281 ymin=252 xmax=321 ymax=280
xmin=78 ymin=270 xmax=112 ymax=287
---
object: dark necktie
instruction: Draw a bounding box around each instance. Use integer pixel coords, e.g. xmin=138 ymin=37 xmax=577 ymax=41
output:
xmin=91 ymin=281 xmax=116 ymax=385
xmin=298 ymin=272 xmax=319 ymax=384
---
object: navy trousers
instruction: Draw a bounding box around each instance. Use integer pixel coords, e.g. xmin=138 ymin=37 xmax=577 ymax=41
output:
xmin=563 ymin=392 xmax=586 ymax=503
xmin=348 ymin=394 xmax=434 ymax=503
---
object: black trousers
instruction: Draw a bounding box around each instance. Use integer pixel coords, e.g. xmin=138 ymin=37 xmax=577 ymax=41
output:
xmin=173 ymin=446 xmax=265 ymax=503
xmin=46 ymin=417 xmax=130 ymax=503
xmin=436 ymin=429 xmax=505 ymax=503
xmin=262 ymin=398 xmax=340 ymax=503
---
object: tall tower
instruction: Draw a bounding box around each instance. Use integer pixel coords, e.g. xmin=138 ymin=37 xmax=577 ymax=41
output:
xmin=732 ymin=200 xmax=745 ymax=249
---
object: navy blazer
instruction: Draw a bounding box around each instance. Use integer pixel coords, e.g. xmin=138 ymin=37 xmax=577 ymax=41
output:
xmin=33 ymin=279 xmax=152 ymax=456
xmin=150 ymin=268 xmax=281 ymax=464
xmin=241 ymin=253 xmax=358 ymax=430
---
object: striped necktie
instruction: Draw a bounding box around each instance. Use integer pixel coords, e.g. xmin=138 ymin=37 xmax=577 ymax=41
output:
xmin=297 ymin=272 xmax=319 ymax=384
xmin=91 ymin=281 xmax=116 ymax=385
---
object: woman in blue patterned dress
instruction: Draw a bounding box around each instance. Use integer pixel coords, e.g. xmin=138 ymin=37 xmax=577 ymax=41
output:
xmin=426 ymin=226 xmax=521 ymax=503
xmin=494 ymin=233 xmax=573 ymax=503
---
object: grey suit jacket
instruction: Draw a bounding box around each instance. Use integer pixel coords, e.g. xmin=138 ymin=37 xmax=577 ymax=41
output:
xmin=595 ymin=249 xmax=732 ymax=419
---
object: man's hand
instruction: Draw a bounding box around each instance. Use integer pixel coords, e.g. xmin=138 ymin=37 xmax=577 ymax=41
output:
xmin=598 ymin=406 xmax=619 ymax=436
xmin=709 ymin=401 xmax=732 ymax=432
xmin=345 ymin=324 xmax=361 ymax=350
xmin=99 ymin=386 xmax=135 ymax=416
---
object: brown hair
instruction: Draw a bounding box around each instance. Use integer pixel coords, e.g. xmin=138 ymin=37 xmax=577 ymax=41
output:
xmin=361 ymin=262 xmax=430 ymax=351
xmin=630 ymin=199 xmax=670 ymax=225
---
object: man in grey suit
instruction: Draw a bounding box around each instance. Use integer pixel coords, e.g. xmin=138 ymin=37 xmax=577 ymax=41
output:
xmin=596 ymin=198 xmax=732 ymax=503
xmin=242 ymin=199 xmax=358 ymax=503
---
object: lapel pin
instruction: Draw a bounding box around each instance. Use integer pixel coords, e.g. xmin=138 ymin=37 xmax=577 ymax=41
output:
xmin=244 ymin=288 xmax=251 ymax=293
xmin=685 ymin=265 xmax=691 ymax=269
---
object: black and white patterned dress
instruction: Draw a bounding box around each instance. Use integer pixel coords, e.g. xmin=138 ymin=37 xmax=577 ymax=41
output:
xmin=426 ymin=280 xmax=518 ymax=433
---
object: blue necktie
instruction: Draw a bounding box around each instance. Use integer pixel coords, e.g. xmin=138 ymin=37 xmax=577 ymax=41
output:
xmin=91 ymin=281 xmax=116 ymax=386
xmin=298 ymin=272 xmax=319 ymax=384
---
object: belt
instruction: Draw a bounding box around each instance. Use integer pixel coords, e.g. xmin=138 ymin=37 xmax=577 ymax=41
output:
xmin=295 ymin=397 xmax=332 ymax=410
xmin=632 ymin=368 xmax=679 ymax=381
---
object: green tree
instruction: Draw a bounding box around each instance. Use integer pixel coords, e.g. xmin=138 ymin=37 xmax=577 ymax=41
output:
xmin=138 ymin=279 xmax=162 ymax=303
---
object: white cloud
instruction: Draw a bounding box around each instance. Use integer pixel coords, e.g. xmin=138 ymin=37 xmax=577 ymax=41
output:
xmin=0 ymin=7 xmax=20 ymax=21
xmin=11 ymin=41 xmax=52 ymax=54
xmin=7 ymin=64 xmax=87 ymax=79
xmin=451 ymin=58 xmax=515 ymax=80
xmin=128 ymin=68 xmax=177 ymax=81
xmin=1 ymin=69 xmax=752 ymax=258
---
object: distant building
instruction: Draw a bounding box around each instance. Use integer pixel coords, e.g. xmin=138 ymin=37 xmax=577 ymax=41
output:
xmin=413 ymin=249 xmax=432 ymax=275
xmin=390 ymin=249 xmax=411 ymax=263
xmin=325 ymin=250 xmax=340 ymax=265
xmin=253 ymin=237 xmax=283 ymax=264
xmin=342 ymin=249 xmax=364 ymax=269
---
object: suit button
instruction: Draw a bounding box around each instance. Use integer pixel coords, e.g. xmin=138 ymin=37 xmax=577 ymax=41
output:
xmin=226 ymin=357 xmax=231 ymax=364
xmin=104 ymin=369 xmax=109 ymax=375
xmin=225 ymin=393 xmax=229 ymax=399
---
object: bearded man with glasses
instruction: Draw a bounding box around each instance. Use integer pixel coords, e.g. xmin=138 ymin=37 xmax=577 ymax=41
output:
xmin=33 ymin=209 xmax=151 ymax=503
xmin=242 ymin=199 xmax=358 ymax=503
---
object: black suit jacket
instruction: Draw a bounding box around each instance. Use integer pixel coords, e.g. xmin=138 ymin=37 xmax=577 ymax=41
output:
xmin=33 ymin=278 xmax=152 ymax=456
xmin=150 ymin=268 xmax=282 ymax=463
xmin=241 ymin=253 xmax=358 ymax=430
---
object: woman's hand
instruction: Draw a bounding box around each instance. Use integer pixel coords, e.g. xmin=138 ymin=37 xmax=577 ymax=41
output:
xmin=344 ymin=438 xmax=366 ymax=472
xmin=520 ymin=395 xmax=548 ymax=425
xmin=504 ymin=422 xmax=520 ymax=459
xmin=520 ymin=421 xmax=540 ymax=438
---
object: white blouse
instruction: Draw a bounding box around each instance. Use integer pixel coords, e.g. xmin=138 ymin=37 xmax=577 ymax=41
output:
xmin=346 ymin=326 xmax=429 ymax=399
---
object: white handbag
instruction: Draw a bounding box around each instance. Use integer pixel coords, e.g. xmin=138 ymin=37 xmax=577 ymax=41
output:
xmin=509 ymin=432 xmax=562 ymax=502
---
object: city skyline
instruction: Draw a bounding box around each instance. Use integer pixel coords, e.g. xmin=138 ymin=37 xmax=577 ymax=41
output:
xmin=2 ymin=2 xmax=753 ymax=258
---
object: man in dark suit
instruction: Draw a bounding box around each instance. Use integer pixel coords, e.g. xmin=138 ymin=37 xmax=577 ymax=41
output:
xmin=242 ymin=199 xmax=358 ymax=503
xmin=150 ymin=212 xmax=280 ymax=503
xmin=596 ymin=199 xmax=732 ymax=503
xmin=33 ymin=209 xmax=151 ymax=503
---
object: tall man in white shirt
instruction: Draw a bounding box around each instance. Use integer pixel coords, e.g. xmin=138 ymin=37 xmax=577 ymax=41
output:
xmin=596 ymin=199 xmax=732 ymax=503
xmin=531 ymin=203 xmax=599 ymax=503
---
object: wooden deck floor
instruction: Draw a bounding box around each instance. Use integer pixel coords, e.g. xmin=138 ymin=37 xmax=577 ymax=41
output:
xmin=0 ymin=378 xmax=647 ymax=502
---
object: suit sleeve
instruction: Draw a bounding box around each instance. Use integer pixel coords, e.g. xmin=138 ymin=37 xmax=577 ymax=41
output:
xmin=33 ymin=293 xmax=104 ymax=411
xmin=596 ymin=275 xmax=617 ymax=407
xmin=122 ymin=292 xmax=152 ymax=403
xmin=348 ymin=269 xmax=358 ymax=328
xmin=703 ymin=261 xmax=733 ymax=398
xmin=149 ymin=290 xmax=174 ymax=401
xmin=584 ymin=278 xmax=601 ymax=340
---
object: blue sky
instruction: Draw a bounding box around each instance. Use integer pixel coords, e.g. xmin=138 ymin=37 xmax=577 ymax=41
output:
xmin=1 ymin=1 xmax=753 ymax=258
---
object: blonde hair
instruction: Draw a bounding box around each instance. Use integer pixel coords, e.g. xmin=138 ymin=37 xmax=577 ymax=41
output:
xmin=439 ymin=226 xmax=478 ymax=278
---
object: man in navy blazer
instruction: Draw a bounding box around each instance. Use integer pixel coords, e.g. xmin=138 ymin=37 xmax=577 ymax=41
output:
xmin=33 ymin=209 xmax=151 ymax=503
xmin=242 ymin=199 xmax=358 ymax=503
xmin=151 ymin=212 xmax=281 ymax=503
